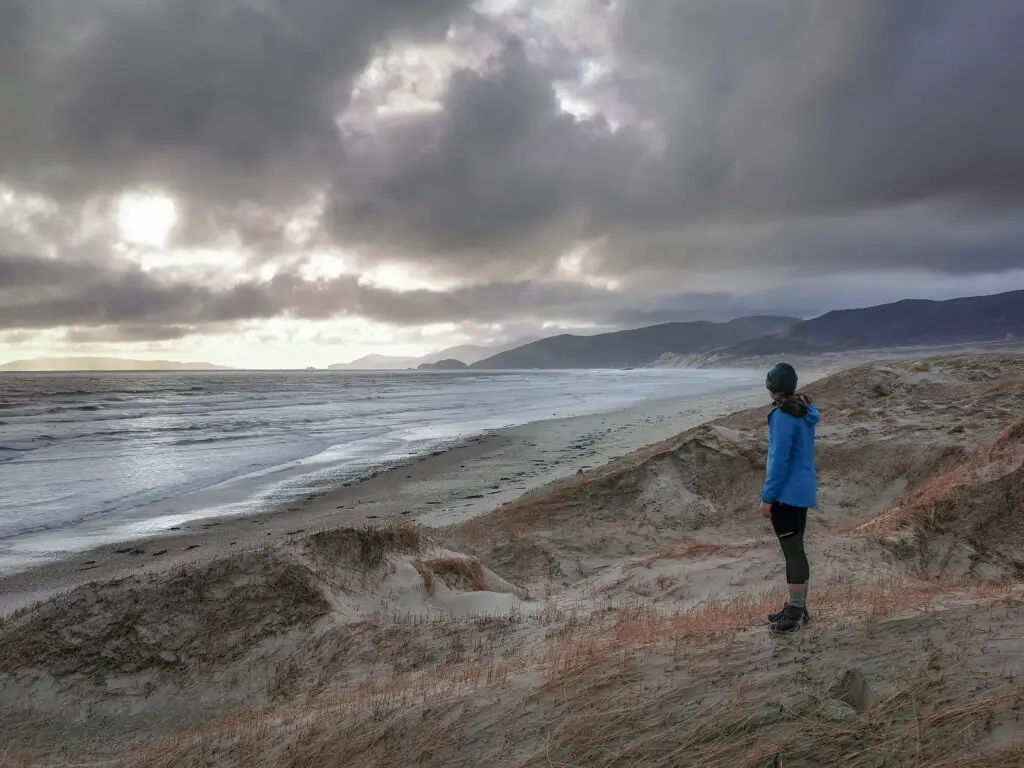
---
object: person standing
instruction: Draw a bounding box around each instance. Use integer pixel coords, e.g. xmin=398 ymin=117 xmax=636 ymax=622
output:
xmin=760 ymin=362 xmax=820 ymax=635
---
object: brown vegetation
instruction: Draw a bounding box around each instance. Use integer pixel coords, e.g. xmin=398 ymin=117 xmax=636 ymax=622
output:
xmin=3 ymin=354 xmax=1024 ymax=766
xmin=112 ymin=580 xmax=1024 ymax=768
xmin=413 ymin=556 xmax=490 ymax=594
xmin=0 ymin=552 xmax=329 ymax=679
xmin=846 ymin=409 xmax=1024 ymax=579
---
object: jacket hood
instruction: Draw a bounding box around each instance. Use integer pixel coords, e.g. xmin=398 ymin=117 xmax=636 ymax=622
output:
xmin=774 ymin=393 xmax=820 ymax=425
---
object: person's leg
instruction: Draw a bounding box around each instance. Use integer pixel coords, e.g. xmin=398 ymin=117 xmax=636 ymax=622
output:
xmin=768 ymin=504 xmax=792 ymax=621
xmin=798 ymin=508 xmax=809 ymax=605
xmin=769 ymin=503 xmax=810 ymax=630
xmin=779 ymin=530 xmax=809 ymax=608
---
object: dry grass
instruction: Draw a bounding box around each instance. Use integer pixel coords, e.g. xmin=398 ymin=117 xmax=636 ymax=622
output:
xmin=306 ymin=522 xmax=424 ymax=568
xmin=927 ymin=746 xmax=1024 ymax=768
xmin=117 ymin=576 xmax=1023 ymax=768
xmin=991 ymin=409 xmax=1024 ymax=451
xmin=0 ymin=553 xmax=330 ymax=677
xmin=983 ymin=378 xmax=1024 ymax=398
xmin=569 ymin=576 xmax=1014 ymax=671
xmin=413 ymin=556 xmax=490 ymax=595
xmin=121 ymin=577 xmax=1024 ymax=768
xmin=531 ymin=653 xmax=1024 ymax=768
xmin=636 ymin=538 xmax=767 ymax=568
xmin=7 ymin=356 xmax=1024 ymax=767
xmin=844 ymin=410 xmax=1024 ymax=538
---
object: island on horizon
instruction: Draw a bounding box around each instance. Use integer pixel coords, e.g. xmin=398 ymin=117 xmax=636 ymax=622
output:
xmin=416 ymin=358 xmax=469 ymax=371
xmin=0 ymin=356 xmax=233 ymax=372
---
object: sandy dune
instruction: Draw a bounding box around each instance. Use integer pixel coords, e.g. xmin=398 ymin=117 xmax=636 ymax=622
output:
xmin=2 ymin=353 xmax=1024 ymax=767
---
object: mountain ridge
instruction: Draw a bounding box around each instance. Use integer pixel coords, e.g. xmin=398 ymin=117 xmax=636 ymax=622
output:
xmin=416 ymin=359 xmax=469 ymax=371
xmin=0 ymin=357 xmax=232 ymax=372
xmin=668 ymin=290 xmax=1024 ymax=366
xmin=470 ymin=316 xmax=798 ymax=370
xmin=329 ymin=341 xmax=530 ymax=370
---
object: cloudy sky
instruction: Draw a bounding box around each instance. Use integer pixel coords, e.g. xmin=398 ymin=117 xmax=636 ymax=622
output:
xmin=2 ymin=0 xmax=1023 ymax=368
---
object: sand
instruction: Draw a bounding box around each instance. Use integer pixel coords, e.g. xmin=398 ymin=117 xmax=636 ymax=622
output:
xmin=2 ymin=353 xmax=1024 ymax=767
xmin=0 ymin=385 xmax=767 ymax=616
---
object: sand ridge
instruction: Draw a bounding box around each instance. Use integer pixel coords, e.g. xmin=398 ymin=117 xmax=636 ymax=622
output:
xmin=1 ymin=353 xmax=1024 ymax=766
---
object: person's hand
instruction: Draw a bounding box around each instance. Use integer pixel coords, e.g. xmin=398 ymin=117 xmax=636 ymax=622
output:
xmin=759 ymin=502 xmax=772 ymax=519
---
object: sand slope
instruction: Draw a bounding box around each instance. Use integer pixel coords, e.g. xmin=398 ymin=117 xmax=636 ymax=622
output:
xmin=1 ymin=353 xmax=1023 ymax=767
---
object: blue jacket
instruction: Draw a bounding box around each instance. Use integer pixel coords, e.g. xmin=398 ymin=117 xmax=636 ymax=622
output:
xmin=761 ymin=398 xmax=820 ymax=508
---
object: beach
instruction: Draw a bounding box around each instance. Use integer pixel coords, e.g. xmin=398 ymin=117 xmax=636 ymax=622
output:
xmin=2 ymin=352 xmax=1024 ymax=766
xmin=0 ymin=382 xmax=767 ymax=615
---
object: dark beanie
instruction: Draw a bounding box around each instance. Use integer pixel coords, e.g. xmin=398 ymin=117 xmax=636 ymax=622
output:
xmin=766 ymin=362 xmax=798 ymax=395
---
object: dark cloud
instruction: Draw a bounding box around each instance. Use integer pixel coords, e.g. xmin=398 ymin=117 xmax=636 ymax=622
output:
xmin=3 ymin=244 xmax=1022 ymax=342
xmin=0 ymin=251 xmax=273 ymax=330
xmin=2 ymin=0 xmax=1024 ymax=341
xmin=1 ymin=0 xmax=471 ymax=247
xmin=62 ymin=326 xmax=202 ymax=344
xmin=0 ymin=249 xmax=625 ymax=333
xmin=608 ymin=0 xmax=1024 ymax=218
xmin=593 ymin=204 xmax=1024 ymax=282
xmin=326 ymin=0 xmax=1024 ymax=283
xmin=328 ymin=39 xmax=644 ymax=264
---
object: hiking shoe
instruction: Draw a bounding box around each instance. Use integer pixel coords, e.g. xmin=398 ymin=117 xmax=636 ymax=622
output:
xmin=768 ymin=605 xmax=810 ymax=624
xmin=770 ymin=605 xmax=806 ymax=636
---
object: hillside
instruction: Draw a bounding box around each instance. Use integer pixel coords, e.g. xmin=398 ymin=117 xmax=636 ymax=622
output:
xmin=5 ymin=354 xmax=1023 ymax=766
xmin=471 ymin=316 xmax=798 ymax=369
xmin=417 ymin=358 xmax=468 ymax=371
xmin=328 ymin=353 xmax=421 ymax=370
xmin=330 ymin=342 xmax=527 ymax=370
xmin=703 ymin=290 xmax=1024 ymax=362
xmin=0 ymin=357 xmax=231 ymax=372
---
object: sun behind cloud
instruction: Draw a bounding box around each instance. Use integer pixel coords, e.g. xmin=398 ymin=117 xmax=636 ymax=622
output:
xmin=117 ymin=193 xmax=178 ymax=248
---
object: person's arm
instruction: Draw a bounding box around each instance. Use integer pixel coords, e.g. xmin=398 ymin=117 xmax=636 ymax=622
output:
xmin=761 ymin=412 xmax=797 ymax=504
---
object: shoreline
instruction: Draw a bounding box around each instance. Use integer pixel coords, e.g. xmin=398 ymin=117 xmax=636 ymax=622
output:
xmin=0 ymin=383 xmax=766 ymax=616
xmin=5 ymin=353 xmax=1024 ymax=766
xmin=0 ymin=368 xmax=758 ymax=546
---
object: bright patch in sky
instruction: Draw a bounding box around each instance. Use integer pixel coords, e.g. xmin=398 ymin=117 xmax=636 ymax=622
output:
xmin=358 ymin=262 xmax=460 ymax=293
xmin=117 ymin=193 xmax=178 ymax=247
xmin=124 ymin=247 xmax=248 ymax=276
xmin=557 ymin=246 xmax=621 ymax=291
xmin=297 ymin=252 xmax=357 ymax=281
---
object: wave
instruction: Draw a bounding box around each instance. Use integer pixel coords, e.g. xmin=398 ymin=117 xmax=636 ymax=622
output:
xmin=0 ymin=439 xmax=52 ymax=459
xmin=0 ymin=368 xmax=735 ymax=546
xmin=46 ymin=404 xmax=105 ymax=414
xmin=168 ymin=435 xmax=252 ymax=447
xmin=27 ymin=389 xmax=98 ymax=399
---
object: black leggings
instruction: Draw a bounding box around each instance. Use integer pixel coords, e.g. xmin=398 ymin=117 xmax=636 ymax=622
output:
xmin=770 ymin=502 xmax=810 ymax=585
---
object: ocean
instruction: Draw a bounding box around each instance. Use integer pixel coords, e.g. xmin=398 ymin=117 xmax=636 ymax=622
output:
xmin=0 ymin=368 xmax=758 ymax=572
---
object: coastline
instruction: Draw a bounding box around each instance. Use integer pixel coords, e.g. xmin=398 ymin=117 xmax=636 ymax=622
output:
xmin=5 ymin=354 xmax=1024 ymax=766
xmin=0 ymin=383 xmax=766 ymax=616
